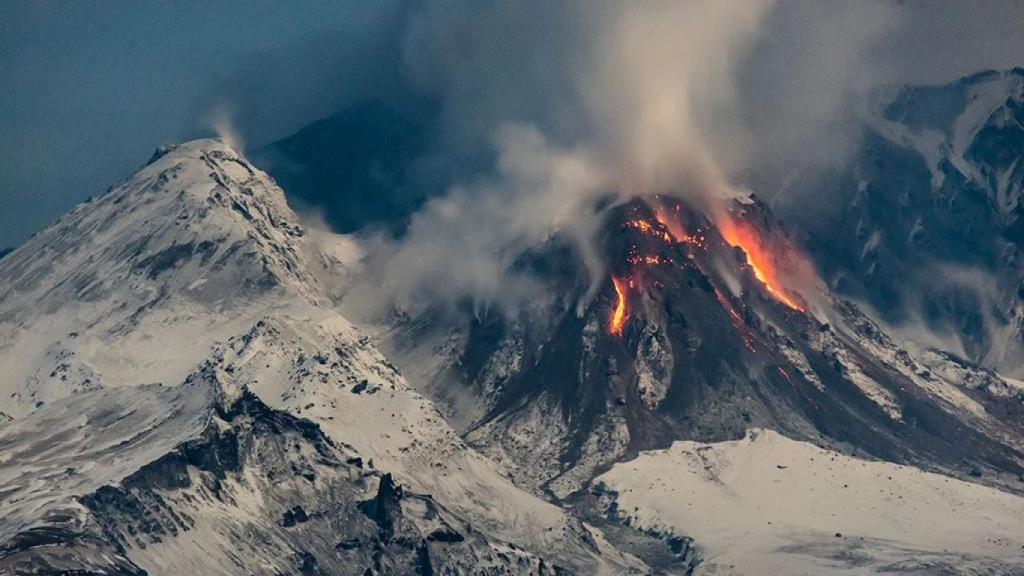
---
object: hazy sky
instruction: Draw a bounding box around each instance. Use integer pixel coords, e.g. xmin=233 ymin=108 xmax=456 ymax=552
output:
xmin=0 ymin=0 xmax=400 ymax=248
xmin=2 ymin=0 xmax=1024 ymax=249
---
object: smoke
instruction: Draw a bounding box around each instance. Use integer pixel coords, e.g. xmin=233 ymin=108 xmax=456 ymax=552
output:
xmin=397 ymin=0 xmax=777 ymax=199
xmin=205 ymin=103 xmax=245 ymax=153
xmin=576 ymin=2 xmax=772 ymax=198
xmin=738 ymin=0 xmax=898 ymax=182
xmin=345 ymin=124 xmax=608 ymax=317
xmin=337 ymin=0 xmax=1017 ymax=320
xmin=349 ymin=1 xmax=795 ymax=317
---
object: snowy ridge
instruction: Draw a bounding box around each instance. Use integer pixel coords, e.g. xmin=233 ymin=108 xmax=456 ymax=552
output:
xmin=1 ymin=312 xmax=646 ymax=574
xmin=0 ymin=140 xmax=330 ymax=417
xmin=0 ymin=140 xmax=649 ymax=575
xmin=198 ymin=314 xmax=642 ymax=572
xmin=0 ymin=380 xmax=215 ymax=544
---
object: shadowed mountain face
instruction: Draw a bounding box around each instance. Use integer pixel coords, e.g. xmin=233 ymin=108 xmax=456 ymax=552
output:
xmin=387 ymin=195 xmax=1024 ymax=499
xmin=250 ymin=100 xmax=430 ymax=235
xmin=781 ymin=69 xmax=1024 ymax=374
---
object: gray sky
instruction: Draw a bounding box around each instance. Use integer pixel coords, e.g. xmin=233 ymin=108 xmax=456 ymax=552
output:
xmin=2 ymin=0 xmax=1024 ymax=249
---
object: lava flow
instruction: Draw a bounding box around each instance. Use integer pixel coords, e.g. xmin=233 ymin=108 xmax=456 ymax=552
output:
xmin=609 ymin=276 xmax=628 ymax=335
xmin=717 ymin=216 xmax=804 ymax=312
xmin=610 ymin=206 xmax=709 ymax=336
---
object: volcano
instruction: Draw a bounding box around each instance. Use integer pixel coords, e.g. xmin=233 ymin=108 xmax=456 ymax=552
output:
xmin=2 ymin=118 xmax=1024 ymax=575
xmin=387 ymin=193 xmax=1024 ymax=501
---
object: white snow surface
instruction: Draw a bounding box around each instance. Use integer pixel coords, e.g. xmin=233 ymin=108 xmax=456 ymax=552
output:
xmin=598 ymin=429 xmax=1024 ymax=576
xmin=0 ymin=140 xmax=330 ymax=417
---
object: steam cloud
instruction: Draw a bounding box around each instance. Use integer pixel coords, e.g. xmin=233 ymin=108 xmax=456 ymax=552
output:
xmin=206 ymin=103 xmax=245 ymax=154
xmin=346 ymin=0 xmax=902 ymax=318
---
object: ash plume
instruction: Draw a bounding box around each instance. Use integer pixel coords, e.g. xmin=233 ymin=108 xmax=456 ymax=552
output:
xmin=341 ymin=0 xmax=914 ymax=318
xmin=349 ymin=1 xmax=774 ymax=317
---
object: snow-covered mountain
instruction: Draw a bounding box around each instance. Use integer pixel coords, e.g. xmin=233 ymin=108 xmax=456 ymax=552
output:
xmin=0 ymin=141 xmax=652 ymax=575
xmin=383 ymin=191 xmax=1024 ymax=573
xmin=785 ymin=68 xmax=1024 ymax=377
xmin=4 ymin=74 xmax=1024 ymax=574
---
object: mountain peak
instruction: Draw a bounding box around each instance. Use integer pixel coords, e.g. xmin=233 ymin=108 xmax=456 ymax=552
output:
xmin=0 ymin=138 xmax=335 ymax=416
xmin=1 ymin=138 xmax=321 ymax=309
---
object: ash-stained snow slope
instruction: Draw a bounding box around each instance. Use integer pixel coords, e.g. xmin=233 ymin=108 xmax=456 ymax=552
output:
xmin=0 ymin=140 xmax=335 ymax=418
xmin=0 ymin=380 xmax=215 ymax=545
xmin=595 ymin=429 xmax=1024 ymax=576
xmin=0 ymin=140 xmax=647 ymax=575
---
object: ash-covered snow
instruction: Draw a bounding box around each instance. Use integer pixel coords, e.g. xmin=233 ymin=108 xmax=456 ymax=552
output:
xmin=596 ymin=429 xmax=1024 ymax=576
xmin=0 ymin=139 xmax=334 ymax=417
xmin=807 ymin=323 xmax=904 ymax=420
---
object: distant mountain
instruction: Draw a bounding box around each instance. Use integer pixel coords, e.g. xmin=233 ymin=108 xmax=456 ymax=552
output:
xmin=0 ymin=247 xmax=11 ymax=260
xmin=781 ymin=69 xmax=1024 ymax=375
xmin=250 ymin=100 xmax=429 ymax=235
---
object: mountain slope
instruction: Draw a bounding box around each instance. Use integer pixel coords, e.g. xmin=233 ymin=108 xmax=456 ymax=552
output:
xmin=0 ymin=139 xmax=331 ymax=417
xmin=386 ymin=195 xmax=1024 ymax=504
xmin=594 ymin=429 xmax=1024 ymax=575
xmin=0 ymin=140 xmax=652 ymax=575
xmin=783 ymin=68 xmax=1024 ymax=375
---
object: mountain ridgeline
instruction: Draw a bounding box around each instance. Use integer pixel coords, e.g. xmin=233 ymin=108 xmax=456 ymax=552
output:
xmin=1 ymin=71 xmax=1024 ymax=576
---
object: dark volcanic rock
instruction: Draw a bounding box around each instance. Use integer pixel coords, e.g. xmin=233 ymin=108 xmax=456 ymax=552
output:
xmin=391 ymin=195 xmax=1024 ymax=498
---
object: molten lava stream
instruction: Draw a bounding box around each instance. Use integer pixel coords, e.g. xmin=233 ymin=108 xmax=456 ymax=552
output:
xmin=610 ymin=276 xmax=628 ymax=335
xmin=717 ymin=218 xmax=804 ymax=312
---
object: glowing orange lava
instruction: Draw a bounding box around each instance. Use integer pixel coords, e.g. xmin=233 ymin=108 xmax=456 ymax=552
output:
xmin=653 ymin=206 xmax=687 ymax=243
xmin=652 ymin=206 xmax=707 ymax=249
xmin=610 ymin=276 xmax=628 ymax=335
xmin=717 ymin=217 xmax=804 ymax=312
xmin=626 ymin=219 xmax=654 ymax=234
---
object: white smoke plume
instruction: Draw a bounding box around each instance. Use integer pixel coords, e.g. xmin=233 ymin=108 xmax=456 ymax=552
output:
xmin=205 ymin=102 xmax=245 ymax=154
xmin=346 ymin=125 xmax=608 ymax=317
xmin=348 ymin=0 xmax=895 ymax=317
